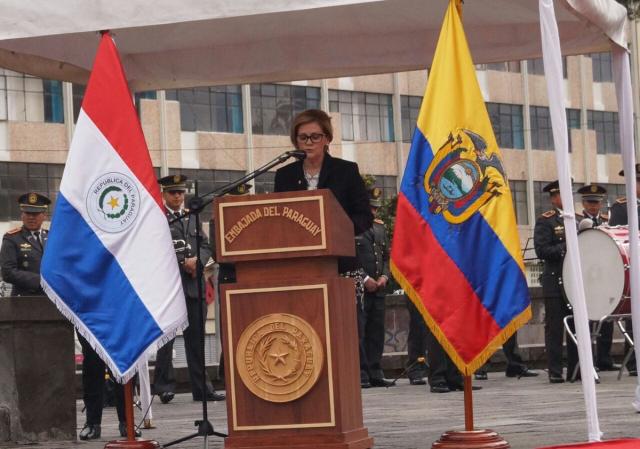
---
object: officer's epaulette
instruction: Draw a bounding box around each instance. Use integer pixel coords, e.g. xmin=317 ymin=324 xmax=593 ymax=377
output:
xmin=575 ymin=212 xmax=584 ymax=221
xmin=4 ymin=227 xmax=21 ymax=235
xmin=374 ymin=218 xmax=384 ymax=225
xmin=616 ymin=197 xmax=627 ymax=205
xmin=599 ymin=212 xmax=609 ymax=221
xmin=541 ymin=209 xmax=556 ymax=218
xmin=184 ymin=208 xmax=190 ymax=213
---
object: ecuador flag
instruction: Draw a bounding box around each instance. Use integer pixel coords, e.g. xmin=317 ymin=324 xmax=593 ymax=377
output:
xmin=390 ymin=0 xmax=531 ymax=375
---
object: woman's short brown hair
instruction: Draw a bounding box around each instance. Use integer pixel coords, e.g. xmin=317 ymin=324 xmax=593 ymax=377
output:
xmin=290 ymin=109 xmax=333 ymax=147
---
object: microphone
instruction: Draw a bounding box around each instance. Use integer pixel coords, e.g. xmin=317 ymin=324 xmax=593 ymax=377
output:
xmin=286 ymin=150 xmax=307 ymax=160
xmin=578 ymin=218 xmax=594 ymax=232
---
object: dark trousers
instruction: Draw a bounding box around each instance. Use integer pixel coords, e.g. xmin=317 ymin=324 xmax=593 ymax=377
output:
xmin=357 ymin=292 xmax=386 ymax=381
xmin=78 ymin=333 xmax=125 ymax=425
xmin=184 ymin=295 xmax=214 ymax=399
xmin=476 ymin=332 xmax=527 ymax=376
xmin=153 ymin=339 xmax=175 ymax=394
xmin=595 ymin=320 xmax=614 ymax=369
xmin=153 ymin=295 xmax=214 ymax=399
xmin=426 ymin=328 xmax=462 ymax=388
xmin=544 ymin=295 xmax=578 ymax=378
xmin=407 ymin=300 xmax=428 ymax=380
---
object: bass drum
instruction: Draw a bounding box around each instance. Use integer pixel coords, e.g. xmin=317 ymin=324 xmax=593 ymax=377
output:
xmin=562 ymin=226 xmax=630 ymax=321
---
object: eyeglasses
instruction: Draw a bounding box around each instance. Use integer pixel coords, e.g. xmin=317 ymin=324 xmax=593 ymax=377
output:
xmin=296 ymin=133 xmax=325 ymax=143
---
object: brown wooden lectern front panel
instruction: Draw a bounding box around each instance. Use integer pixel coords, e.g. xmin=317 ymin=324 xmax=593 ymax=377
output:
xmin=215 ymin=190 xmax=373 ymax=449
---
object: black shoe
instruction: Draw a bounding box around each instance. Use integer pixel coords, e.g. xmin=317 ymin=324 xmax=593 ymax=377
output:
xmin=119 ymin=422 xmax=141 ymax=438
xmin=370 ymin=378 xmax=394 ymax=387
xmin=79 ymin=424 xmax=101 ymax=440
xmin=597 ymin=364 xmax=621 ymax=372
xmin=549 ymin=375 xmax=565 ymax=384
xmin=409 ymin=378 xmax=427 ymax=385
xmin=430 ymin=383 xmax=451 ymax=393
xmin=629 ymin=369 xmax=638 ymax=377
xmin=361 ymin=381 xmax=371 ymax=388
xmin=474 ymin=372 xmax=488 ymax=380
xmin=448 ymin=383 xmax=482 ymax=391
xmin=159 ymin=391 xmax=175 ymax=404
xmin=506 ymin=368 xmax=539 ymax=378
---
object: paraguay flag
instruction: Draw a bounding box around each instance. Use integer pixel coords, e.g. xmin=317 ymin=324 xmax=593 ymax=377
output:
xmin=41 ymin=34 xmax=187 ymax=383
xmin=390 ymin=0 xmax=530 ymax=375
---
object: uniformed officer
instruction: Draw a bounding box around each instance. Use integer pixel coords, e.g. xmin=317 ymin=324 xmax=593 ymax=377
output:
xmin=534 ymin=180 xmax=578 ymax=383
xmin=207 ymin=182 xmax=252 ymax=384
xmin=153 ymin=175 xmax=225 ymax=403
xmin=356 ymin=187 xmax=393 ymax=388
xmin=577 ymin=184 xmax=608 ymax=228
xmin=609 ymin=165 xmax=640 ymax=377
xmin=0 ymin=192 xmax=50 ymax=296
xmin=575 ymin=184 xmax=619 ymax=372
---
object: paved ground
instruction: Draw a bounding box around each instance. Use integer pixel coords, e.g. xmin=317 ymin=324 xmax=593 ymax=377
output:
xmin=6 ymin=370 xmax=640 ymax=449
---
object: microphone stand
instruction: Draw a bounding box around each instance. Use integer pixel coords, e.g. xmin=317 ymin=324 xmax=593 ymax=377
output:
xmin=162 ymin=150 xmax=304 ymax=449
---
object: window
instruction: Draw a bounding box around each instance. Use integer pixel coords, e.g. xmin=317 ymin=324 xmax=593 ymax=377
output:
xmin=329 ymin=90 xmax=394 ymax=142
xmin=134 ymin=90 xmax=157 ymax=115
xmin=72 ymin=83 xmax=86 ymax=123
xmin=251 ymin=84 xmax=320 ymax=136
xmin=591 ymin=52 xmax=613 ymax=83
xmin=43 ymin=80 xmax=64 ymax=123
xmin=0 ymin=162 xmax=63 ymax=221
xmin=486 ymin=103 xmax=524 ymax=149
xmin=587 ymin=110 xmax=619 ymax=154
xmin=530 ymin=106 xmax=553 ymax=151
xmin=600 ymin=183 xmax=626 ymax=209
xmin=533 ymin=181 xmax=549 ymax=219
xmin=526 ymin=57 xmax=568 ymax=78
xmin=566 ymin=108 xmax=581 ymax=152
xmin=476 ymin=61 xmax=521 ymax=73
xmin=509 ymin=180 xmax=528 ymax=225
xmin=166 ymin=85 xmax=243 ymax=133
xmin=400 ymin=95 xmax=421 ymax=142
xmin=373 ymin=175 xmax=398 ymax=199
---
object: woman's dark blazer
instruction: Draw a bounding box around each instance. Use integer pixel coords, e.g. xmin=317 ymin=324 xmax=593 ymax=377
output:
xmin=274 ymin=153 xmax=373 ymax=272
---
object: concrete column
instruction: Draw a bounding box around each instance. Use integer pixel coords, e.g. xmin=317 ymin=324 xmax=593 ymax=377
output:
xmin=321 ymin=79 xmax=330 ymax=113
xmin=522 ymin=61 xmax=536 ymax=226
xmin=392 ymin=73 xmax=405 ymax=192
xmin=579 ymin=56 xmax=590 ymax=184
xmin=242 ymin=84 xmax=254 ymax=193
xmin=62 ymin=82 xmax=74 ymax=147
xmin=157 ymin=90 xmax=169 ymax=177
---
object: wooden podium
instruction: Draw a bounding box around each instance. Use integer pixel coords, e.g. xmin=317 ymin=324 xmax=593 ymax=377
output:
xmin=214 ymin=189 xmax=373 ymax=449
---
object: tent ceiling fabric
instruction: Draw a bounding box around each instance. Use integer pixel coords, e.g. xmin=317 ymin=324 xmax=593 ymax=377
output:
xmin=0 ymin=0 xmax=628 ymax=91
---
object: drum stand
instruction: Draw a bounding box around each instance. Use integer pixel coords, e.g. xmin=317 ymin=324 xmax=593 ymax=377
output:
xmin=614 ymin=314 xmax=634 ymax=380
xmin=564 ymin=314 xmax=634 ymax=382
xmin=563 ymin=315 xmax=599 ymax=383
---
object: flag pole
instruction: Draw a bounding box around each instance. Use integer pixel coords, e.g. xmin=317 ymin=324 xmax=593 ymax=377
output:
xmin=463 ymin=375 xmax=473 ymax=431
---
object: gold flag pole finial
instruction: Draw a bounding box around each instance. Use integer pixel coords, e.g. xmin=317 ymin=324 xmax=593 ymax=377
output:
xmin=454 ymin=0 xmax=463 ymax=19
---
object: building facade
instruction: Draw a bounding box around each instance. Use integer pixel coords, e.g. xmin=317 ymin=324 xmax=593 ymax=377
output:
xmin=0 ymin=53 xmax=626 ymax=256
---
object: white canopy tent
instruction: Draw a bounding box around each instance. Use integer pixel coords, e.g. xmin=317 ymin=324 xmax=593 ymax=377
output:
xmin=1 ymin=0 xmax=637 ymax=442
xmin=0 ymin=0 xmax=628 ymax=91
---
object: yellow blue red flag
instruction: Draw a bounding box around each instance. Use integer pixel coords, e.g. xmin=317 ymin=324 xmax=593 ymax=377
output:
xmin=390 ymin=0 xmax=531 ymax=375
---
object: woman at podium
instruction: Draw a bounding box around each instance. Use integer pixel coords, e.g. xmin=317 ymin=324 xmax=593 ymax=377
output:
xmin=273 ymin=108 xmax=373 ymax=274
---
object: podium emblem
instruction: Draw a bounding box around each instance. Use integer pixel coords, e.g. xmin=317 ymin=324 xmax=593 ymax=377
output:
xmin=236 ymin=313 xmax=324 ymax=403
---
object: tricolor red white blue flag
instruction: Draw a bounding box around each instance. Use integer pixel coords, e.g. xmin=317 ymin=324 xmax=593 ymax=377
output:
xmin=390 ymin=0 xmax=531 ymax=374
xmin=41 ymin=34 xmax=187 ymax=383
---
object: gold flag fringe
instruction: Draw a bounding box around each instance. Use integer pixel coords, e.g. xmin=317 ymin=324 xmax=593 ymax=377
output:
xmin=391 ymin=260 xmax=532 ymax=376
xmin=41 ymin=277 xmax=189 ymax=384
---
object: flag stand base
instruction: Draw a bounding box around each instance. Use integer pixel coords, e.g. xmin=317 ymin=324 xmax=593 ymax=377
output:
xmin=104 ymin=439 xmax=160 ymax=449
xmin=431 ymin=429 xmax=510 ymax=448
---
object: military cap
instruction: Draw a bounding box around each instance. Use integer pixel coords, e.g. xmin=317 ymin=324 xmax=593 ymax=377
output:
xmin=369 ymin=187 xmax=383 ymax=208
xmin=158 ymin=174 xmax=188 ymax=192
xmin=577 ymin=184 xmax=607 ymax=202
xmin=618 ymin=163 xmax=640 ymax=179
xmin=18 ymin=192 xmax=51 ymax=213
xmin=227 ymin=183 xmax=252 ymax=195
xmin=542 ymin=180 xmax=560 ymax=194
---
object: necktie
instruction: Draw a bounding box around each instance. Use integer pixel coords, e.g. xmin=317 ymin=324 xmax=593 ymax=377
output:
xmin=33 ymin=231 xmax=41 ymax=247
